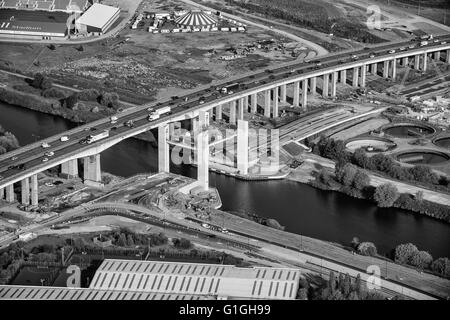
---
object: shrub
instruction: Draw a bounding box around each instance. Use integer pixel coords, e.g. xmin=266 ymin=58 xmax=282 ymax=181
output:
xmin=172 ymin=238 xmax=192 ymax=249
xmin=78 ymin=88 xmax=101 ymax=101
xmin=431 ymin=258 xmax=450 ymax=277
xmin=357 ymin=242 xmax=377 ymax=256
xmin=42 ymin=87 xmax=67 ymax=99
xmin=409 ymin=251 xmax=433 ymax=269
xmin=394 ymin=243 xmax=419 ymax=264
xmin=100 ymin=92 xmax=119 ymax=108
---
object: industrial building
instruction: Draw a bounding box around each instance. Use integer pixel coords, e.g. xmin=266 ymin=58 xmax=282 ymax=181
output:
xmin=75 ymin=2 xmax=120 ymax=34
xmin=89 ymin=259 xmax=301 ymax=300
xmin=0 ymin=8 xmax=69 ymax=39
xmin=0 ymin=259 xmax=302 ymax=300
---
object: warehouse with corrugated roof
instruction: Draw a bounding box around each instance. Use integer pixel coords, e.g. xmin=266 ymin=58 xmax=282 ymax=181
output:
xmin=89 ymin=259 xmax=301 ymax=300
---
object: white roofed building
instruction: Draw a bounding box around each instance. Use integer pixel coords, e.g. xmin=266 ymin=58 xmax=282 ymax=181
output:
xmin=75 ymin=2 xmax=120 ymax=34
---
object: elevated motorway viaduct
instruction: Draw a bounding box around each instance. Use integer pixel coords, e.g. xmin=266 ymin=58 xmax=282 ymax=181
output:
xmin=1 ymin=35 xmax=450 ymax=205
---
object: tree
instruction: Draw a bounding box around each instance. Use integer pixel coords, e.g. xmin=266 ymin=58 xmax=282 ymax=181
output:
xmin=342 ymin=274 xmax=351 ymax=296
xmin=335 ymin=163 xmax=357 ymax=186
xmin=353 ymin=274 xmax=362 ymax=295
xmin=328 ymin=271 xmax=336 ymax=293
xmin=357 ymin=242 xmax=377 ymax=256
xmin=126 ymin=234 xmax=135 ymax=247
xmin=415 ymin=191 xmax=424 ymax=202
xmin=394 ymin=243 xmax=418 ymax=264
xmin=410 ymin=251 xmax=433 ymax=269
xmin=352 ymin=170 xmax=370 ymax=190
xmin=409 ymin=166 xmax=439 ymax=185
xmin=117 ymin=233 xmax=127 ymax=247
xmin=78 ymin=88 xmax=101 ymax=101
xmin=64 ymin=93 xmax=79 ymax=109
xmin=351 ymin=237 xmax=360 ymax=249
xmin=373 ymin=183 xmax=399 ymax=207
xmin=298 ymin=288 xmax=308 ymax=300
xmin=431 ymin=258 xmax=450 ymax=277
xmin=42 ymin=87 xmax=67 ymax=99
xmin=32 ymin=73 xmax=44 ymax=89
xmin=100 ymin=92 xmax=119 ymax=108
xmin=352 ymin=148 xmax=371 ymax=168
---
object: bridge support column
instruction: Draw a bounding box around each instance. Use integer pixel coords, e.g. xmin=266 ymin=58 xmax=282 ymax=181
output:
xmin=215 ymin=105 xmax=222 ymax=121
xmin=322 ymin=73 xmax=329 ymax=96
xmin=251 ymin=93 xmax=258 ymax=113
xmin=5 ymin=185 xmax=14 ymax=203
xmin=237 ymin=120 xmax=249 ymax=175
xmin=280 ymin=84 xmax=286 ymax=102
xmin=339 ymin=70 xmax=346 ymax=84
xmin=446 ymin=50 xmax=450 ymax=63
xmin=61 ymin=159 xmax=78 ymax=179
xmin=391 ymin=59 xmax=397 ymax=79
xmin=238 ymin=98 xmax=245 ymax=120
xmin=352 ymin=67 xmax=359 ymax=87
xmin=197 ymin=111 xmax=209 ymax=191
xmin=272 ymin=88 xmax=279 ymax=117
xmin=422 ymin=53 xmax=428 ymax=71
xmin=371 ymin=63 xmax=378 ymax=75
xmin=264 ymin=90 xmax=271 ymax=117
xmin=158 ymin=125 xmax=169 ymax=173
xmin=360 ymin=65 xmax=366 ymax=88
xmin=414 ymin=55 xmax=420 ymax=70
xmin=83 ymin=154 xmax=102 ymax=187
xmin=30 ymin=174 xmax=38 ymax=206
xmin=432 ymin=51 xmax=439 ymax=61
xmin=402 ymin=57 xmax=408 ymax=66
xmin=301 ymin=79 xmax=308 ymax=110
xmin=21 ymin=178 xmax=30 ymax=205
xmin=258 ymin=128 xmax=267 ymax=161
xmin=229 ymin=101 xmax=237 ymax=125
xmin=310 ymin=77 xmax=317 ymax=94
xmin=0 ymin=187 xmax=3 ymax=200
xmin=293 ymin=81 xmax=300 ymax=107
xmin=383 ymin=60 xmax=389 ymax=78
xmin=330 ymin=72 xmax=337 ymax=97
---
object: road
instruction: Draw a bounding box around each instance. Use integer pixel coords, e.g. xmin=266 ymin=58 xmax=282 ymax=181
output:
xmin=1 ymin=35 xmax=450 ymax=189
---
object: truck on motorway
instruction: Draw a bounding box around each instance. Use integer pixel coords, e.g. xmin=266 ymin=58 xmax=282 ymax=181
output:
xmin=218 ymin=82 xmax=239 ymax=94
xmin=110 ymin=116 xmax=118 ymax=124
xmin=86 ymin=130 xmax=109 ymax=144
xmin=148 ymin=106 xmax=171 ymax=121
xmin=157 ymin=106 xmax=171 ymax=115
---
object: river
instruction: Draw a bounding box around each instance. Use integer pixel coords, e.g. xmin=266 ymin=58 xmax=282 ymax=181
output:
xmin=1 ymin=101 xmax=449 ymax=258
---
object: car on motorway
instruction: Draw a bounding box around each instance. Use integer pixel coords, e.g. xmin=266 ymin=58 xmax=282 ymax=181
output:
xmin=199 ymin=97 xmax=205 ymax=104
xmin=408 ymin=44 xmax=416 ymax=49
xmin=41 ymin=142 xmax=50 ymax=148
xmin=90 ymin=127 xmax=97 ymax=131
xmin=369 ymin=53 xmax=375 ymax=58
xmin=42 ymin=157 xmax=49 ymax=162
xmin=399 ymin=47 xmax=406 ymax=51
xmin=442 ymin=41 xmax=447 ymax=44
xmin=351 ymin=55 xmax=358 ymax=60
xmin=44 ymin=182 xmax=54 ymax=187
xmin=388 ymin=49 xmax=396 ymax=54
xmin=60 ymin=136 xmax=69 ymax=142
xmin=11 ymin=156 xmax=18 ymax=161
xmin=44 ymin=151 xmax=54 ymax=157
xmin=111 ymin=126 xmax=118 ymax=131
xmin=315 ymin=62 xmax=322 ymax=67
xmin=84 ymin=127 xmax=90 ymax=131
xmin=117 ymin=108 xmax=124 ymax=113
xmin=147 ymin=107 xmax=154 ymax=112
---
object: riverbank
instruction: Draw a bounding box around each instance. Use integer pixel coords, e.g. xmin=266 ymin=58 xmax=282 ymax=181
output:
xmin=288 ymin=154 xmax=450 ymax=223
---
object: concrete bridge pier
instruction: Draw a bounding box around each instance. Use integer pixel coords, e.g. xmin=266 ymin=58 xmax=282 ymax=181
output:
xmin=158 ymin=124 xmax=169 ymax=173
xmin=30 ymin=175 xmax=38 ymax=206
xmin=370 ymin=63 xmax=378 ymax=75
xmin=360 ymin=66 xmax=366 ymax=88
xmin=238 ymin=98 xmax=245 ymax=120
xmin=237 ymin=119 xmax=249 ymax=175
xmin=197 ymin=110 xmax=209 ymax=191
xmin=383 ymin=60 xmax=389 ymax=78
xmin=330 ymin=72 xmax=337 ymax=97
xmin=293 ymin=81 xmax=300 ymax=107
xmin=272 ymin=88 xmax=279 ymax=117
xmin=339 ymin=70 xmax=347 ymax=84
xmin=414 ymin=55 xmax=420 ymax=70
xmin=83 ymin=154 xmax=102 ymax=187
xmin=5 ymin=185 xmax=14 ymax=202
xmin=0 ymin=188 xmax=4 ymax=200
xmin=301 ymin=79 xmax=308 ymax=109
xmin=310 ymin=77 xmax=317 ymax=94
xmin=215 ymin=105 xmax=222 ymax=121
xmin=392 ymin=59 xmax=397 ymax=79
xmin=230 ymin=100 xmax=237 ymax=125
xmin=21 ymin=178 xmax=30 ymax=205
xmin=352 ymin=67 xmax=359 ymax=86
xmin=280 ymin=84 xmax=287 ymax=102
xmin=251 ymin=93 xmax=258 ymax=113
xmin=264 ymin=90 xmax=271 ymax=117
xmin=422 ymin=53 xmax=428 ymax=71
xmin=446 ymin=50 xmax=450 ymax=63
xmin=61 ymin=159 xmax=78 ymax=179
xmin=322 ymin=73 xmax=329 ymax=96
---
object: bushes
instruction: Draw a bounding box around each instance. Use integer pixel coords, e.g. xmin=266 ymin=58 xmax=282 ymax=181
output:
xmin=100 ymin=92 xmax=120 ymax=109
xmin=394 ymin=243 xmax=419 ymax=264
xmin=31 ymin=73 xmax=53 ymax=90
xmin=172 ymin=238 xmax=192 ymax=249
xmin=373 ymin=183 xmax=399 ymax=207
xmin=409 ymin=251 xmax=433 ymax=269
xmin=42 ymin=87 xmax=67 ymax=99
xmin=0 ymin=125 xmax=19 ymax=154
xmin=356 ymin=242 xmax=377 ymax=256
xmin=431 ymin=258 xmax=450 ymax=277
xmin=78 ymin=88 xmax=101 ymax=101
xmin=63 ymin=93 xmax=79 ymax=109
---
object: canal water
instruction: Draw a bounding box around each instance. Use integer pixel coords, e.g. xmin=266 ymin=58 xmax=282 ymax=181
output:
xmin=1 ymin=101 xmax=449 ymax=258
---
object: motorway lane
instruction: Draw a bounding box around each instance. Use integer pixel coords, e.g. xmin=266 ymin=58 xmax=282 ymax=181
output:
xmin=1 ymin=36 xmax=450 ymax=183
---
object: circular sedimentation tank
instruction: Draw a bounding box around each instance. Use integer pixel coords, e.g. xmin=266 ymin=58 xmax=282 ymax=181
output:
xmin=383 ymin=123 xmax=435 ymax=138
xmin=396 ymin=150 xmax=450 ymax=165
xmin=346 ymin=137 xmax=396 ymax=153
xmin=433 ymin=137 xmax=450 ymax=149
